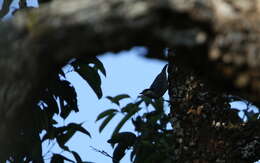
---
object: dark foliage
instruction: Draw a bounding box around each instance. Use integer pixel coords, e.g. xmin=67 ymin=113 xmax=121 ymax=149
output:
xmin=0 ymin=57 xmax=105 ymax=162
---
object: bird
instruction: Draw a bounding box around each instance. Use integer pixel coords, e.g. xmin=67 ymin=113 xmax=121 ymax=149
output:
xmin=140 ymin=64 xmax=168 ymax=99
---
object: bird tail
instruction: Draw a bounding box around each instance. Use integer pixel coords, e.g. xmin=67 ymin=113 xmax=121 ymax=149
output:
xmin=162 ymin=64 xmax=168 ymax=73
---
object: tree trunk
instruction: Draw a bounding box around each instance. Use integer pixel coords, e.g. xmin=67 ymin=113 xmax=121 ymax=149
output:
xmin=168 ymin=50 xmax=260 ymax=163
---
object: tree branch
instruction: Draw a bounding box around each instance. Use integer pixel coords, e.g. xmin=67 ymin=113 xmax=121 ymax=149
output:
xmin=3 ymin=0 xmax=259 ymax=106
xmin=0 ymin=0 xmax=13 ymax=19
xmin=0 ymin=0 xmax=259 ymax=143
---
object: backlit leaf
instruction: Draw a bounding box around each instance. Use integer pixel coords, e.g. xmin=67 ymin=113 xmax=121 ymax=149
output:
xmin=112 ymin=107 xmax=140 ymax=136
xmin=71 ymin=151 xmax=83 ymax=163
xmin=91 ymin=57 xmax=106 ymax=77
xmin=74 ymin=64 xmax=102 ymax=99
xmin=51 ymin=154 xmax=74 ymax=163
xmin=56 ymin=129 xmax=76 ymax=151
xmin=106 ymin=94 xmax=130 ymax=106
xmin=121 ymin=103 xmax=138 ymax=113
xmin=96 ymin=109 xmax=118 ymax=121
xmin=67 ymin=123 xmax=91 ymax=138
xmin=99 ymin=113 xmax=116 ymax=133
xmin=60 ymin=104 xmax=73 ymax=120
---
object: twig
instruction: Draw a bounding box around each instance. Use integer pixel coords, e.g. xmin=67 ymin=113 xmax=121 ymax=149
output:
xmin=90 ymin=146 xmax=113 ymax=159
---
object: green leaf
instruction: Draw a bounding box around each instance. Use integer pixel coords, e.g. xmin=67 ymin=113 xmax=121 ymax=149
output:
xmin=60 ymin=104 xmax=73 ymax=120
xmin=106 ymin=94 xmax=130 ymax=106
xmin=151 ymin=98 xmax=164 ymax=112
xmin=50 ymin=79 xmax=79 ymax=112
xmin=51 ymin=154 xmax=74 ymax=163
xmin=67 ymin=123 xmax=91 ymax=138
xmin=49 ymin=79 xmax=78 ymax=119
xmin=58 ymin=80 xmax=78 ymax=112
xmin=152 ymin=98 xmax=164 ymax=112
xmin=99 ymin=113 xmax=116 ymax=133
xmin=56 ymin=123 xmax=91 ymax=150
xmin=56 ymin=130 xmax=76 ymax=151
xmin=140 ymin=96 xmax=153 ymax=106
xmin=96 ymin=109 xmax=118 ymax=121
xmin=71 ymin=58 xmax=104 ymax=99
xmin=108 ymin=132 xmax=136 ymax=147
xmin=41 ymin=90 xmax=59 ymax=116
xmin=76 ymin=57 xmax=106 ymax=77
xmin=71 ymin=151 xmax=83 ymax=163
xmin=42 ymin=127 xmax=58 ymax=141
xmin=50 ymin=154 xmax=64 ymax=163
xmin=112 ymin=107 xmax=140 ymax=136
xmin=121 ymin=103 xmax=138 ymax=113
xmin=75 ymin=64 xmax=102 ymax=99
xmin=91 ymin=57 xmax=106 ymax=77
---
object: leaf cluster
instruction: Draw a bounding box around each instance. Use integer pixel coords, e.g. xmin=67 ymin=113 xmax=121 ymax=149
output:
xmin=97 ymin=95 xmax=176 ymax=163
xmin=1 ymin=57 xmax=105 ymax=163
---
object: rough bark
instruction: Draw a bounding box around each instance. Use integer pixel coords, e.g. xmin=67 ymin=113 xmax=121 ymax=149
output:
xmin=168 ymin=51 xmax=260 ymax=162
xmin=1 ymin=0 xmax=259 ymax=108
xmin=0 ymin=0 xmax=260 ymax=162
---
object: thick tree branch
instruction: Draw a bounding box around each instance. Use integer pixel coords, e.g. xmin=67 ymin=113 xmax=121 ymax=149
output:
xmin=0 ymin=0 xmax=13 ymax=19
xmin=1 ymin=0 xmax=258 ymax=106
xmin=0 ymin=0 xmax=259 ymax=143
xmin=168 ymin=51 xmax=260 ymax=162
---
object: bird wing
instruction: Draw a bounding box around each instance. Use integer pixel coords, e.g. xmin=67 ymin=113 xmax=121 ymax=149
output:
xmin=150 ymin=64 xmax=168 ymax=90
